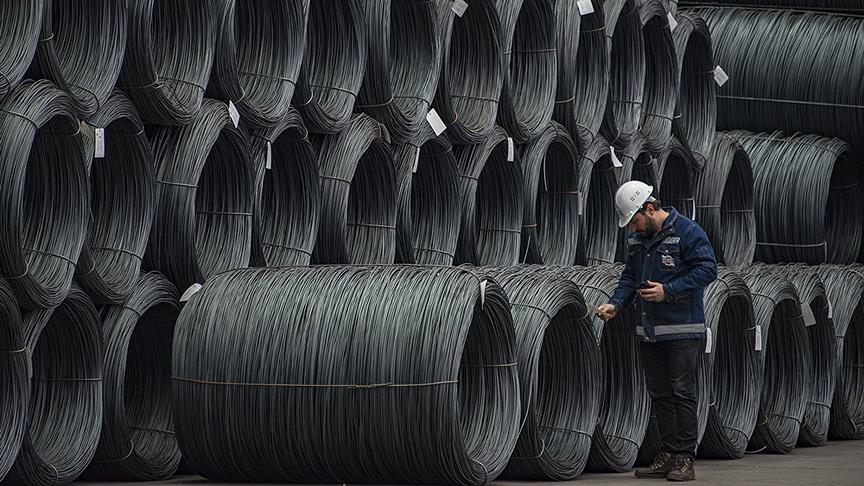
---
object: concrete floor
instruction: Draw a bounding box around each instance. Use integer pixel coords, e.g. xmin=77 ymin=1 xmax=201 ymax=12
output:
xmin=75 ymin=439 xmax=864 ymax=485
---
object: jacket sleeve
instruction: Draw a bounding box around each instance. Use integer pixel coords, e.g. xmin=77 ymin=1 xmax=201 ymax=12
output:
xmin=663 ymin=225 xmax=718 ymax=302
xmin=608 ymin=237 xmax=639 ymax=311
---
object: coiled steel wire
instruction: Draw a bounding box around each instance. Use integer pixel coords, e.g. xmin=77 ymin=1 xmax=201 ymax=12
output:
xmin=145 ymin=99 xmax=254 ymax=290
xmin=576 ymin=136 xmax=618 ymax=266
xmin=614 ymin=135 xmax=657 ymax=263
xmin=693 ymin=133 xmax=755 ymax=266
xmin=5 ymin=285 xmax=102 ymax=486
xmin=816 ymin=265 xmax=864 ymax=440
xmin=312 ymin=114 xmax=397 ymax=264
xmin=293 ymin=0 xmax=366 ymax=134
xmin=726 ymin=131 xmax=862 ymax=265
xmin=356 ymin=0 xmax=440 ymax=144
xmin=171 ymin=265 xmax=520 ymax=484
xmin=76 ymin=90 xmax=155 ymax=305
xmin=393 ymin=124 xmax=460 ymax=265
xmin=248 ymin=109 xmax=319 ymax=267
xmin=433 ymin=0 xmax=506 ymax=144
xmin=519 ymin=122 xmax=580 ymax=266
xmin=119 ymin=0 xmax=219 ymax=125
xmin=636 ymin=0 xmax=679 ymax=153
xmin=82 ymin=272 xmax=180 ymax=481
xmin=0 ymin=0 xmax=42 ymax=101
xmin=208 ymin=0 xmax=309 ymax=129
xmin=26 ymin=0 xmax=127 ymax=120
xmin=0 ymin=79 xmax=89 ymax=309
xmin=0 ymin=280 xmax=27 ymax=482
xmin=454 ymin=126 xmax=524 ymax=266
xmin=602 ymin=0 xmax=646 ymax=149
xmin=656 ymin=136 xmax=695 ymax=219
xmin=681 ymin=1 xmax=863 ymax=14
xmin=553 ymin=0 xmax=608 ymax=152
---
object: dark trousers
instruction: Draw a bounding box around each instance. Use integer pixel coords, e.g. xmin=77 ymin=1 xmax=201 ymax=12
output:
xmin=640 ymin=339 xmax=701 ymax=459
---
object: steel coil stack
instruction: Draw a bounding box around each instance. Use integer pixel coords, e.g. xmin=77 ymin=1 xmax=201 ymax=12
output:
xmin=576 ymin=136 xmax=618 ymax=266
xmin=248 ymin=109 xmax=319 ymax=267
xmin=0 ymin=0 xmax=41 ymax=101
xmin=656 ymin=137 xmax=696 ymax=219
xmin=617 ymin=134 xmax=658 ymax=187
xmin=637 ymin=0 xmax=679 ymax=153
xmin=0 ymin=280 xmax=27 ymax=482
xmin=602 ymin=0 xmax=646 ymax=148
xmin=172 ymin=265 xmax=520 ymax=484
xmin=682 ymin=1 xmax=863 ymax=13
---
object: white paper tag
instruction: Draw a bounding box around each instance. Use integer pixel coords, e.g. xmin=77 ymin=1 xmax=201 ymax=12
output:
xmin=480 ymin=279 xmax=487 ymax=307
xmin=692 ymin=199 xmax=697 ymax=222
xmin=451 ymin=0 xmax=468 ymax=17
xmin=714 ymin=66 xmax=729 ymax=87
xmin=705 ymin=328 xmax=712 ymax=353
xmin=610 ymin=146 xmax=623 ymax=168
xmin=180 ymin=283 xmax=203 ymax=303
xmin=577 ymin=191 xmax=584 ymax=216
xmin=668 ymin=12 xmax=678 ymax=32
xmin=828 ymin=300 xmax=833 ymax=319
xmin=412 ymin=148 xmax=421 ymax=173
xmin=507 ymin=137 xmax=515 ymax=162
xmin=802 ymin=303 xmax=816 ymax=327
xmin=426 ymin=109 xmax=447 ymax=136
xmin=228 ymin=101 xmax=240 ymax=127
xmin=577 ymin=0 xmax=594 ymax=15
xmin=94 ymin=128 xmax=105 ymax=158
xmin=755 ymin=325 xmax=762 ymax=351
xmin=265 ymin=141 xmax=272 ymax=170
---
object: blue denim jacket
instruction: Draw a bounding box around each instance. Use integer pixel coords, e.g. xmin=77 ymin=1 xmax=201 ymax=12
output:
xmin=608 ymin=208 xmax=718 ymax=342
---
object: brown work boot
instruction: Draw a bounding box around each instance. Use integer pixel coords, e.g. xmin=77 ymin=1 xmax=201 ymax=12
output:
xmin=634 ymin=451 xmax=675 ymax=478
xmin=667 ymin=455 xmax=696 ymax=481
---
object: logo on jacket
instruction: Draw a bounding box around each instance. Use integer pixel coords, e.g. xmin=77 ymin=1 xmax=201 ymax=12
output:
xmin=661 ymin=254 xmax=675 ymax=267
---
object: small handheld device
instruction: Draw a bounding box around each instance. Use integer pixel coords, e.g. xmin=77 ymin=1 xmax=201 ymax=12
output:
xmin=637 ymin=281 xmax=651 ymax=290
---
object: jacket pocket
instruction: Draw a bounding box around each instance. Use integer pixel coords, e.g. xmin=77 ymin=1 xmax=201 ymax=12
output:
xmin=657 ymin=245 xmax=680 ymax=273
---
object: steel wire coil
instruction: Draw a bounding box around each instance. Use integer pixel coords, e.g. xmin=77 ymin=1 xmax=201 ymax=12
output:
xmin=519 ymin=122 xmax=580 ymax=266
xmin=172 ymin=265 xmax=520 ymax=484
xmin=119 ymin=0 xmax=219 ymax=125
xmin=393 ymin=124 xmax=460 ymax=265
xmin=207 ymin=0 xmax=309 ymax=130
xmin=292 ymin=0 xmax=366 ymax=134
xmin=75 ymin=90 xmax=155 ymax=305
xmin=0 ymin=280 xmax=27 ymax=482
xmin=5 ymin=285 xmax=102 ymax=486
xmin=0 ymin=79 xmax=89 ymax=309
xmin=145 ymin=99 xmax=254 ymax=290
xmin=636 ymin=0 xmax=679 ymax=153
xmin=356 ymin=0 xmax=440 ymax=144
xmin=311 ymin=114 xmax=397 ymax=264
xmin=815 ymin=265 xmax=864 ymax=440
xmin=0 ymin=0 xmax=42 ymax=101
xmin=693 ymin=133 xmax=755 ymax=266
xmin=553 ymin=0 xmax=608 ymax=152
xmin=26 ymin=0 xmax=127 ymax=120
xmin=433 ymin=0 xmax=506 ymax=144
xmin=656 ymin=136 xmax=695 ymax=219
xmin=82 ymin=272 xmax=180 ymax=481
xmin=614 ymin=135 xmax=657 ymax=263
xmin=725 ymin=131 xmax=862 ymax=266
xmin=454 ymin=126 xmax=524 ymax=266
xmin=601 ymin=0 xmax=646 ymax=149
xmin=740 ymin=265 xmax=810 ymax=454
xmin=576 ymin=136 xmax=618 ymax=266
xmin=248 ymin=109 xmax=319 ymax=267
xmin=680 ymin=1 xmax=864 ymax=14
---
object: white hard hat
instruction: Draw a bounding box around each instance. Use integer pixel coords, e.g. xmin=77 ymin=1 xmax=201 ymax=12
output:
xmin=615 ymin=180 xmax=654 ymax=228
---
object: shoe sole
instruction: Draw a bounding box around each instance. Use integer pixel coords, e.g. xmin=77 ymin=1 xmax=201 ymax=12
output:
xmin=667 ymin=475 xmax=695 ymax=481
xmin=634 ymin=471 xmax=671 ymax=478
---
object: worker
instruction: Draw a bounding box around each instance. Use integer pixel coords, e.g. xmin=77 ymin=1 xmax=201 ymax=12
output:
xmin=595 ymin=180 xmax=717 ymax=482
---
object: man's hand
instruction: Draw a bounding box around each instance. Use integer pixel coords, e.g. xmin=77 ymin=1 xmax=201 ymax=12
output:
xmin=595 ymin=304 xmax=617 ymax=321
xmin=638 ymin=281 xmax=665 ymax=302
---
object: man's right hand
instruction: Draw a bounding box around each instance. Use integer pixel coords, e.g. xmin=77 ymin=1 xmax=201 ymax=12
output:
xmin=595 ymin=304 xmax=617 ymax=321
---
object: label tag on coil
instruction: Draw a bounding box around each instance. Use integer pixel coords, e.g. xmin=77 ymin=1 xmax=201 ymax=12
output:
xmin=692 ymin=199 xmax=697 ymax=222
xmin=755 ymin=325 xmax=762 ymax=351
xmin=228 ymin=101 xmax=240 ymax=128
xmin=507 ymin=137 xmax=515 ymax=162
xmin=266 ymin=141 xmax=272 ymax=170
xmin=577 ymin=191 xmax=584 ymax=216
xmin=452 ymin=0 xmax=468 ymax=17
xmin=426 ymin=109 xmax=447 ymax=136
xmin=802 ymin=303 xmax=816 ymax=327
xmin=180 ymin=283 xmax=203 ymax=303
xmin=94 ymin=128 xmax=105 ymax=158
xmin=610 ymin=146 xmax=623 ymax=168
xmin=668 ymin=13 xmax=678 ymax=32
xmin=577 ymin=0 xmax=594 ymax=15
xmin=828 ymin=300 xmax=833 ymax=319
xmin=704 ymin=328 xmax=712 ymax=353
xmin=713 ymin=66 xmax=729 ymax=87
xmin=413 ymin=148 xmax=421 ymax=173
xmin=480 ymin=279 xmax=487 ymax=307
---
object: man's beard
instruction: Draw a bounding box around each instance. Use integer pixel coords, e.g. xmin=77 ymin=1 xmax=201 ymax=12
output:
xmin=640 ymin=218 xmax=659 ymax=238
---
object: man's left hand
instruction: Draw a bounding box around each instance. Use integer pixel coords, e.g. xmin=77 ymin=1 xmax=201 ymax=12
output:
xmin=638 ymin=281 xmax=665 ymax=302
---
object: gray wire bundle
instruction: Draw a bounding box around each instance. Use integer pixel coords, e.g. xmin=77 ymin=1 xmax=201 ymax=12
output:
xmin=519 ymin=122 xmax=580 ymax=266
xmin=614 ymin=135 xmax=657 ymax=263
xmin=433 ymin=0 xmax=506 ymax=144
xmin=454 ymin=126 xmax=524 ymax=266
xmin=145 ymin=99 xmax=254 ymax=290
xmin=725 ymin=131 xmax=862 ymax=265
xmin=0 ymin=0 xmax=41 ymax=101
xmin=76 ymin=90 xmax=155 ymax=305
xmin=26 ymin=0 xmax=128 ymax=120
xmin=636 ymin=0 xmax=679 ymax=153
xmin=312 ymin=114 xmax=396 ymax=264
xmin=356 ymin=0 xmax=440 ymax=144
xmin=83 ymin=272 xmax=180 ymax=481
xmin=656 ymin=136 xmax=695 ymax=219
xmin=602 ymin=0 xmax=646 ymax=149
xmin=6 ymin=285 xmax=102 ymax=486
xmin=119 ymin=0 xmax=219 ymax=125
xmin=576 ymin=136 xmax=618 ymax=266
xmin=207 ymin=0 xmax=309 ymax=129
xmin=553 ymin=0 xmax=609 ymax=152
xmin=393 ymin=124 xmax=460 ymax=265
xmin=293 ymin=0 xmax=366 ymax=134
xmin=0 ymin=79 xmax=89 ymax=309
xmin=681 ymin=1 xmax=864 ymax=14
xmin=248 ymin=109 xmax=319 ymax=267
xmin=0 ymin=280 xmax=27 ymax=482
xmin=172 ymin=265 xmax=521 ymax=484
xmin=693 ymin=133 xmax=755 ymax=266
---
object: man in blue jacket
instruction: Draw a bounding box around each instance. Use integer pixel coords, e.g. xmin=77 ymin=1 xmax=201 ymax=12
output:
xmin=596 ymin=180 xmax=717 ymax=482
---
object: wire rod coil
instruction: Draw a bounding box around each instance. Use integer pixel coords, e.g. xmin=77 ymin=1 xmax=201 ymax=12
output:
xmin=0 ymin=0 xmax=42 ymax=101
xmin=312 ymin=114 xmax=397 ymax=264
xmin=519 ymin=121 xmax=580 ymax=266
xmin=208 ymin=0 xmax=310 ymax=130
xmin=601 ymin=0 xmax=646 ymax=149
xmin=81 ymin=272 xmax=180 ymax=481
xmin=6 ymin=285 xmax=102 ymax=486
xmin=725 ymin=131 xmax=862 ymax=265
xmin=119 ymin=0 xmax=219 ymax=125
xmin=393 ymin=124 xmax=460 ymax=265
xmin=680 ymin=1 xmax=864 ymax=15
xmin=692 ymin=133 xmax=755 ymax=266
xmin=0 ymin=79 xmax=89 ymax=309
xmin=248 ymin=109 xmax=319 ymax=267
xmin=0 ymin=280 xmax=27 ymax=482
xmin=576 ymin=136 xmax=618 ymax=267
xmin=614 ymin=135 xmax=657 ymax=263
xmin=636 ymin=0 xmax=679 ymax=153
xmin=292 ymin=0 xmax=366 ymax=135
xmin=145 ymin=99 xmax=254 ymax=290
xmin=75 ymin=90 xmax=155 ymax=305
xmin=655 ymin=136 xmax=696 ymax=219
xmin=171 ymin=265 xmax=520 ymax=484
xmin=454 ymin=126 xmax=525 ymax=266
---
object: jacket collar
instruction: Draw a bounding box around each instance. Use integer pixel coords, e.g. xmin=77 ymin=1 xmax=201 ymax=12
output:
xmin=630 ymin=207 xmax=679 ymax=246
